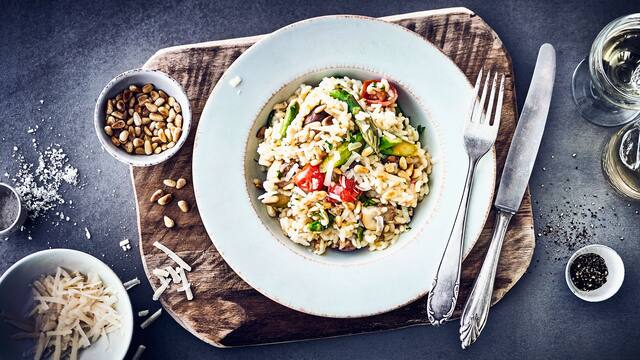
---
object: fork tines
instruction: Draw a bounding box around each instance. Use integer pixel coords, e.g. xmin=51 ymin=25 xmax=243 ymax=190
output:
xmin=470 ymin=69 xmax=505 ymax=128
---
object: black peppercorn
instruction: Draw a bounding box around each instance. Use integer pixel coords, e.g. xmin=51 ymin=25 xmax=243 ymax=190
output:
xmin=570 ymin=253 xmax=608 ymax=291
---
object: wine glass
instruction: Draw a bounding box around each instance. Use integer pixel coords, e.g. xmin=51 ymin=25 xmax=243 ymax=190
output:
xmin=572 ymin=14 xmax=640 ymax=127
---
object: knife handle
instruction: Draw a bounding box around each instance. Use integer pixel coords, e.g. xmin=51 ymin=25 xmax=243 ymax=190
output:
xmin=459 ymin=210 xmax=513 ymax=349
xmin=426 ymin=158 xmax=477 ymax=325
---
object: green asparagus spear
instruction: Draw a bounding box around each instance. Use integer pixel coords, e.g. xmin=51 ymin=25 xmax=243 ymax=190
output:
xmin=279 ymin=101 xmax=300 ymax=139
xmin=329 ymin=89 xmax=362 ymax=115
xmin=320 ymin=133 xmax=364 ymax=172
xmin=329 ymin=89 xmax=379 ymax=153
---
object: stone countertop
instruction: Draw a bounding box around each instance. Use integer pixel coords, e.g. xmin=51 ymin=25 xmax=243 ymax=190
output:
xmin=1 ymin=1 xmax=638 ymax=359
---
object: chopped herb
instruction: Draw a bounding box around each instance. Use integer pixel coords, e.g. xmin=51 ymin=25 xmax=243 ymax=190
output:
xmin=276 ymin=170 xmax=282 ymax=179
xmin=356 ymin=226 xmax=364 ymax=242
xmin=307 ymin=221 xmax=324 ymax=232
xmin=325 ymin=141 xmax=333 ymax=151
xmin=266 ymin=110 xmax=275 ymax=126
xmin=359 ymin=194 xmax=377 ymax=207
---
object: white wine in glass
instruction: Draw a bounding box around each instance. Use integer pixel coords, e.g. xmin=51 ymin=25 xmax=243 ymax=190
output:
xmin=572 ymin=14 xmax=640 ymax=127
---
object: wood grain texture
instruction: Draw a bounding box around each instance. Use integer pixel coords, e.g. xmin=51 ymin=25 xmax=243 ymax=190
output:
xmin=132 ymin=7 xmax=535 ymax=347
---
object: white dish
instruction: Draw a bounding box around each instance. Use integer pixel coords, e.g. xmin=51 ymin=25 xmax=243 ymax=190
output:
xmin=193 ymin=15 xmax=496 ymax=318
xmin=565 ymin=244 xmax=624 ymax=302
xmin=94 ymin=68 xmax=192 ymax=167
xmin=0 ymin=249 xmax=134 ymax=359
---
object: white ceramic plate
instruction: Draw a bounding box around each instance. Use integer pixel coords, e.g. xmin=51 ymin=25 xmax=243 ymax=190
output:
xmin=193 ymin=15 xmax=495 ymax=318
xmin=0 ymin=249 xmax=134 ymax=359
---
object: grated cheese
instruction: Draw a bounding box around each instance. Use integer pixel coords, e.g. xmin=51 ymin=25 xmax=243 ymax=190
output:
xmin=177 ymin=267 xmax=193 ymax=301
xmin=166 ymin=266 xmax=181 ymax=283
xmin=228 ymin=76 xmax=242 ymax=87
xmin=137 ymin=310 xmax=149 ymax=317
xmin=152 ymin=241 xmax=191 ymax=271
xmin=152 ymin=268 xmax=169 ymax=278
xmin=8 ymin=267 xmax=122 ymax=360
xmin=123 ymin=277 xmax=140 ymax=290
xmin=132 ymin=345 xmax=146 ymax=360
xmin=140 ymin=309 xmax=162 ymax=329
xmin=152 ymin=277 xmax=170 ymax=301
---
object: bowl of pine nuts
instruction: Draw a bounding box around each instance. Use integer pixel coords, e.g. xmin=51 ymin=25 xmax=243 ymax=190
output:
xmin=94 ymin=68 xmax=191 ymax=167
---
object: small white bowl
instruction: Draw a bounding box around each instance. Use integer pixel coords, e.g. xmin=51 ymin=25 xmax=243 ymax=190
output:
xmin=565 ymin=244 xmax=624 ymax=302
xmin=0 ymin=183 xmax=27 ymax=237
xmin=0 ymin=249 xmax=134 ymax=359
xmin=94 ymin=68 xmax=192 ymax=167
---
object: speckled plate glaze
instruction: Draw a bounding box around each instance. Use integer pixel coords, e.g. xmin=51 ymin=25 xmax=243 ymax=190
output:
xmin=193 ymin=15 xmax=495 ymax=318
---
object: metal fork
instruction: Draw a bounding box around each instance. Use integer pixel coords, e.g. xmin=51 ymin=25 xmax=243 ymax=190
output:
xmin=426 ymin=69 xmax=505 ymax=325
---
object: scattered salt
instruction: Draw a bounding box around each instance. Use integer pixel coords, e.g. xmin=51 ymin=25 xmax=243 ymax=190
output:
xmin=9 ymin=145 xmax=79 ymax=219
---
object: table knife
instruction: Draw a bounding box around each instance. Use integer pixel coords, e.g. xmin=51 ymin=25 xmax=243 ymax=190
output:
xmin=459 ymin=43 xmax=556 ymax=349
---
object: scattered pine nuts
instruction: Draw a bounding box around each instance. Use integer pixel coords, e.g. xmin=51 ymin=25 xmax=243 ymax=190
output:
xmin=157 ymin=193 xmax=173 ymax=205
xmin=178 ymin=200 xmax=189 ymax=213
xmin=163 ymin=179 xmax=176 ymax=187
xmin=163 ymin=216 xmax=175 ymax=228
xmin=104 ymin=83 xmax=184 ymax=156
xmin=176 ymin=178 xmax=187 ymax=189
xmin=150 ymin=189 xmax=164 ymax=203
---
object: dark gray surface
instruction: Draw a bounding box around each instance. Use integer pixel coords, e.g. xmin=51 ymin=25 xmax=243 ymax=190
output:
xmin=1 ymin=0 xmax=639 ymax=359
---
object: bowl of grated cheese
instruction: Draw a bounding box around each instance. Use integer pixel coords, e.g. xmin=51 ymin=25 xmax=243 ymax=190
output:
xmin=0 ymin=249 xmax=134 ymax=360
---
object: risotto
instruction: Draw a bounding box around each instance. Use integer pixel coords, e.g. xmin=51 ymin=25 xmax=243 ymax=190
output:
xmin=255 ymin=76 xmax=432 ymax=254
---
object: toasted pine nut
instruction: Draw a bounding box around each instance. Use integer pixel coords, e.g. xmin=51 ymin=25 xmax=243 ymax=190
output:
xmin=163 ymin=216 xmax=175 ymax=228
xmin=158 ymin=193 xmax=173 ymax=205
xmin=163 ymin=179 xmax=176 ymax=187
xmin=150 ymin=189 xmax=164 ymax=202
xmin=178 ymin=200 xmax=189 ymax=213
xmin=176 ymin=178 xmax=187 ymax=189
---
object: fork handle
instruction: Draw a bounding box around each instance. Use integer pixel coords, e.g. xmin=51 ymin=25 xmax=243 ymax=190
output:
xmin=459 ymin=209 xmax=513 ymax=349
xmin=426 ymin=157 xmax=477 ymax=325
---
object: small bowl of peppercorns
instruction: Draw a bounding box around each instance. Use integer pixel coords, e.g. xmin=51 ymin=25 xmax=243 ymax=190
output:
xmin=565 ymin=244 xmax=624 ymax=302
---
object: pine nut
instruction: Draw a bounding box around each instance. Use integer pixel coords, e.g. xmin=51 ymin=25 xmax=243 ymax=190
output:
xmin=124 ymin=142 xmax=134 ymax=153
xmin=111 ymin=111 xmax=125 ymax=119
xmin=176 ymin=178 xmax=187 ymax=189
xmin=119 ymin=130 xmax=129 ymax=143
xmin=133 ymin=138 xmax=144 ymax=147
xmin=163 ymin=216 xmax=175 ymax=228
xmin=104 ymin=126 xmax=113 ymax=136
xmin=173 ymin=102 xmax=182 ymax=113
xmin=163 ymin=179 xmax=176 ymax=187
xmin=175 ymin=114 xmax=183 ymax=128
xmin=154 ymin=97 xmax=165 ymax=106
xmin=158 ymin=193 xmax=173 ymax=205
xmin=149 ymin=113 xmax=163 ymax=121
xmin=111 ymin=120 xmax=125 ymax=129
xmin=178 ymin=200 xmax=189 ymax=213
xmin=145 ymin=103 xmax=158 ymax=113
xmin=144 ymin=140 xmax=152 ymax=155
xmin=142 ymin=84 xmax=154 ymax=93
xmin=133 ymin=112 xmax=142 ymax=126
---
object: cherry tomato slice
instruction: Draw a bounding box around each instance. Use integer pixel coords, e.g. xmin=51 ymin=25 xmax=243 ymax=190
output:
xmin=360 ymin=79 xmax=399 ymax=106
xmin=328 ymin=175 xmax=361 ymax=203
xmin=293 ymin=164 xmax=324 ymax=192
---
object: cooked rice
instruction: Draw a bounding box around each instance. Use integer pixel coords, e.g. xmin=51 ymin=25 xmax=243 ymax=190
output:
xmin=256 ymin=76 xmax=432 ymax=254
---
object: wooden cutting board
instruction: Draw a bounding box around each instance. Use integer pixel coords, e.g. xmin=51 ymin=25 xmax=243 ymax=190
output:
xmin=132 ymin=7 xmax=535 ymax=347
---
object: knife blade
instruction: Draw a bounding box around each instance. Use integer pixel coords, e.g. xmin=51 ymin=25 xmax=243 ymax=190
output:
xmin=495 ymin=43 xmax=556 ymax=213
